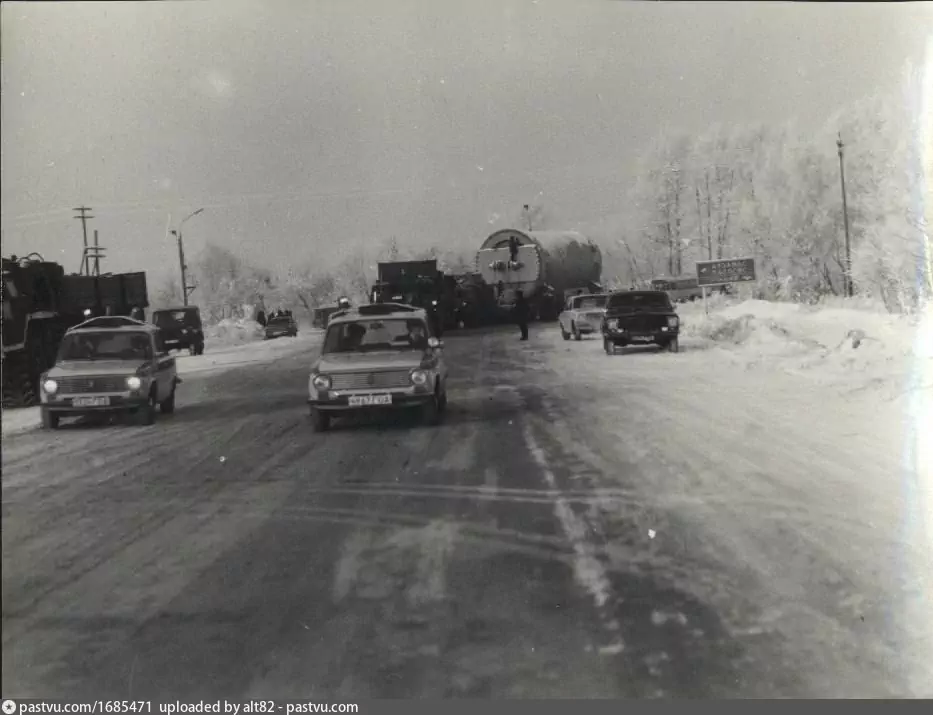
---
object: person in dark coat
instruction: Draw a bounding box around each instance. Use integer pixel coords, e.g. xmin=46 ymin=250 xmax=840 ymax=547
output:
xmin=513 ymin=289 xmax=529 ymax=341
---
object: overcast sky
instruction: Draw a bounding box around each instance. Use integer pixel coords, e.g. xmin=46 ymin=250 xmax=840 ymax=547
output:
xmin=1 ymin=0 xmax=929 ymax=289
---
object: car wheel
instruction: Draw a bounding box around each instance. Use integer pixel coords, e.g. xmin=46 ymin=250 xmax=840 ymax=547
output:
xmin=421 ymin=395 xmax=441 ymax=426
xmin=160 ymin=386 xmax=176 ymax=414
xmin=310 ymin=407 xmax=330 ymax=433
xmin=667 ymin=338 xmax=680 ymax=353
xmin=603 ymin=337 xmax=614 ymax=355
xmin=573 ymin=323 xmax=582 ymax=341
xmin=136 ymin=391 xmax=157 ymax=426
xmin=41 ymin=408 xmax=60 ymax=430
xmin=561 ymin=326 xmax=570 ymax=340
xmin=438 ymin=386 xmax=448 ymax=413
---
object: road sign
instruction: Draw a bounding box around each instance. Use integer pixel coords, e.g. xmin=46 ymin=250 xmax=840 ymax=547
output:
xmin=695 ymin=257 xmax=757 ymax=287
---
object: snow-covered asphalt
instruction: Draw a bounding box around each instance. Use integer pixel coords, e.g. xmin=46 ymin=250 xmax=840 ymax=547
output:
xmin=2 ymin=323 xmax=930 ymax=698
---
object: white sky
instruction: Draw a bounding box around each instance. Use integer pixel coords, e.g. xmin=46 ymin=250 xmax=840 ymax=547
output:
xmin=1 ymin=0 xmax=929 ymax=288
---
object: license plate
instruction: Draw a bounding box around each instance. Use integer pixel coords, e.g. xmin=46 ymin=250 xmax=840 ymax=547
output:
xmin=630 ymin=335 xmax=652 ymax=343
xmin=72 ymin=396 xmax=110 ymax=407
xmin=348 ymin=394 xmax=392 ymax=407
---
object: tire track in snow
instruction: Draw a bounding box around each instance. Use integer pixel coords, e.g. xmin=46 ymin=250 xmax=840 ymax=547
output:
xmin=521 ymin=421 xmax=624 ymax=655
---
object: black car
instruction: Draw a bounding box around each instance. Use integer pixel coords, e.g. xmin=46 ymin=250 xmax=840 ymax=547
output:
xmin=151 ymin=306 xmax=205 ymax=355
xmin=601 ymin=290 xmax=680 ymax=354
xmin=264 ymin=314 xmax=298 ymax=339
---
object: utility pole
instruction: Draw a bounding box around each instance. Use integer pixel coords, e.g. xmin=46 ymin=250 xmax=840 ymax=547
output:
xmin=171 ymin=208 xmax=204 ymax=306
xmin=837 ymin=133 xmax=853 ymax=298
xmin=92 ymin=230 xmax=102 ymax=275
xmin=73 ymin=206 xmax=94 ymax=274
xmin=172 ymin=230 xmax=190 ymax=306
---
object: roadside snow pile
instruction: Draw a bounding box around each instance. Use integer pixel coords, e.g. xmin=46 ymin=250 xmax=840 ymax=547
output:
xmin=205 ymin=318 xmax=265 ymax=346
xmin=679 ymin=299 xmax=930 ymax=392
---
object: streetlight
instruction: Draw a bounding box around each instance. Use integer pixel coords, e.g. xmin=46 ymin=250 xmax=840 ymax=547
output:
xmin=170 ymin=208 xmax=204 ymax=306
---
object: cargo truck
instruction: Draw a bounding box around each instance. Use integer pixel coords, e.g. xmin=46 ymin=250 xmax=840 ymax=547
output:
xmin=370 ymin=259 xmax=454 ymax=335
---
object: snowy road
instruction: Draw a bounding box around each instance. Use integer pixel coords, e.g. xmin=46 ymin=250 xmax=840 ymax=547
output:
xmin=2 ymin=322 xmax=931 ymax=698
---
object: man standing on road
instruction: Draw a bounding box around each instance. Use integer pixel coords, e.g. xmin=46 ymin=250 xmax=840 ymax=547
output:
xmin=514 ymin=289 xmax=529 ymax=341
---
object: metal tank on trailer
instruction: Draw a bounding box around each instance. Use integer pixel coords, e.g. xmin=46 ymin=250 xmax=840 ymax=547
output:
xmin=475 ymin=228 xmax=603 ymax=321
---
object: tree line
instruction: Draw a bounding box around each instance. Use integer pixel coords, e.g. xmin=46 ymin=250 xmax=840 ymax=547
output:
xmin=595 ymin=61 xmax=929 ymax=313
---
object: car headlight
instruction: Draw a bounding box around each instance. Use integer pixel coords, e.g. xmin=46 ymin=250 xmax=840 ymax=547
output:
xmin=126 ymin=376 xmax=142 ymax=390
xmin=606 ymin=319 xmax=618 ymax=330
xmin=311 ymin=374 xmax=332 ymax=390
xmin=410 ymin=369 xmax=428 ymax=386
xmin=43 ymin=379 xmax=58 ymax=394
xmin=667 ymin=316 xmax=679 ymax=328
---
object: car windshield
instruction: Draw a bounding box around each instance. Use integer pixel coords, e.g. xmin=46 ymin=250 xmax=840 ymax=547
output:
xmin=573 ymin=295 xmax=608 ymax=310
xmin=268 ymin=317 xmax=291 ymax=325
xmin=323 ymin=318 xmax=428 ymax=353
xmin=608 ymin=292 xmax=671 ymax=310
xmin=58 ymin=331 xmax=153 ymax=361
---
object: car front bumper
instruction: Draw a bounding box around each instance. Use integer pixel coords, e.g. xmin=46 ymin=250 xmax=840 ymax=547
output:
xmin=603 ymin=327 xmax=679 ymax=344
xmin=308 ymin=388 xmax=435 ymax=412
xmin=42 ymin=393 xmax=152 ymax=415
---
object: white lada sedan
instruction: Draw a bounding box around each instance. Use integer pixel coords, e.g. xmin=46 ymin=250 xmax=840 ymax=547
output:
xmin=307 ymin=303 xmax=449 ymax=432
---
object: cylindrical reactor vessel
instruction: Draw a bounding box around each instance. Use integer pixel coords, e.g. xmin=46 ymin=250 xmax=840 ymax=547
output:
xmin=476 ymin=229 xmax=602 ymax=318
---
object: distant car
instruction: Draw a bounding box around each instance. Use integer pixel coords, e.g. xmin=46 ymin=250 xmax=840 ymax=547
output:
xmin=307 ymin=303 xmax=449 ymax=432
xmin=558 ymin=293 xmax=609 ymax=340
xmin=601 ymin=290 xmax=680 ymax=354
xmin=151 ymin=306 xmax=205 ymax=355
xmin=264 ymin=314 xmax=298 ymax=339
xmin=39 ymin=316 xmax=181 ymax=428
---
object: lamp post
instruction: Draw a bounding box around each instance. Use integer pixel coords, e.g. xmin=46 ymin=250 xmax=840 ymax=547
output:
xmin=171 ymin=208 xmax=203 ymax=306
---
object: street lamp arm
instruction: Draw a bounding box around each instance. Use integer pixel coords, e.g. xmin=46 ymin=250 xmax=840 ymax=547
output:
xmin=179 ymin=207 xmax=205 ymax=230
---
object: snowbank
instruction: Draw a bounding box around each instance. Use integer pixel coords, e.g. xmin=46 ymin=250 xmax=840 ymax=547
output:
xmin=204 ymin=318 xmax=265 ymax=346
xmin=676 ymin=298 xmax=931 ymax=396
xmin=176 ymin=330 xmax=320 ymax=376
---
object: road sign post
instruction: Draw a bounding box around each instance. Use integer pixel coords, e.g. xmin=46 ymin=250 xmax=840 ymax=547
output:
xmin=695 ymin=257 xmax=757 ymax=313
xmin=696 ymin=257 xmax=757 ymax=287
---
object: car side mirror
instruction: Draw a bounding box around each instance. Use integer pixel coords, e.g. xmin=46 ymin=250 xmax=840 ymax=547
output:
xmin=428 ymin=337 xmax=443 ymax=349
